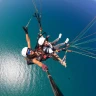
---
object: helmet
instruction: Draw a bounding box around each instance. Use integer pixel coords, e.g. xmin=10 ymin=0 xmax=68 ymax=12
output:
xmin=21 ymin=47 xmax=28 ymax=57
xmin=38 ymin=36 xmax=45 ymax=45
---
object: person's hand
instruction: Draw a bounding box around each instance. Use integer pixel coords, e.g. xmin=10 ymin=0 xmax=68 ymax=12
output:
xmin=60 ymin=60 xmax=67 ymax=68
xmin=22 ymin=26 xmax=28 ymax=34
xmin=42 ymin=64 xmax=48 ymax=71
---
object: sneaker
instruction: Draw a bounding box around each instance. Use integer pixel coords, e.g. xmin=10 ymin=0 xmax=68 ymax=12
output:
xmin=58 ymin=33 xmax=62 ymax=39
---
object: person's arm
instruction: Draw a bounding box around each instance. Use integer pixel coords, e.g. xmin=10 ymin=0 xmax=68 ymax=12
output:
xmin=22 ymin=26 xmax=31 ymax=48
xmin=26 ymin=34 xmax=31 ymax=48
xmin=51 ymin=53 xmax=67 ymax=67
xmin=32 ymin=58 xmax=48 ymax=71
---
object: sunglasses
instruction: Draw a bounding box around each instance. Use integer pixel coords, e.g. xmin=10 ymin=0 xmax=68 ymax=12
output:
xmin=26 ymin=48 xmax=32 ymax=55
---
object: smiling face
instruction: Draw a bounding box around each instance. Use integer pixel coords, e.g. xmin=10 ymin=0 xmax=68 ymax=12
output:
xmin=29 ymin=50 xmax=34 ymax=55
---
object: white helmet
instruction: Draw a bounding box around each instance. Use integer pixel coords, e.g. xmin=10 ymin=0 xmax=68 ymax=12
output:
xmin=38 ymin=36 xmax=45 ymax=45
xmin=21 ymin=47 xmax=28 ymax=57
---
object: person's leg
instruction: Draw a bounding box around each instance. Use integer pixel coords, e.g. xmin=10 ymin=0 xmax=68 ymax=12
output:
xmin=53 ymin=38 xmax=70 ymax=49
xmin=50 ymin=33 xmax=62 ymax=45
xmin=53 ymin=42 xmax=65 ymax=50
xmin=51 ymin=38 xmax=60 ymax=45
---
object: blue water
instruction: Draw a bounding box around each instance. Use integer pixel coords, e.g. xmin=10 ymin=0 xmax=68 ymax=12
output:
xmin=0 ymin=0 xmax=96 ymax=96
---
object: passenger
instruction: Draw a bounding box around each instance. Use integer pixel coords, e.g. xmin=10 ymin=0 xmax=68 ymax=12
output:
xmin=21 ymin=26 xmax=48 ymax=71
xmin=38 ymin=34 xmax=70 ymax=52
xmin=37 ymin=34 xmax=71 ymax=67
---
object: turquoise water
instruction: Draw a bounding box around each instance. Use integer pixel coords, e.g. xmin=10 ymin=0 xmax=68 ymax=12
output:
xmin=0 ymin=0 xmax=96 ymax=96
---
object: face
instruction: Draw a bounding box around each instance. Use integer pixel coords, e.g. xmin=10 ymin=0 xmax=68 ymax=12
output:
xmin=26 ymin=48 xmax=34 ymax=56
xmin=43 ymin=41 xmax=49 ymax=46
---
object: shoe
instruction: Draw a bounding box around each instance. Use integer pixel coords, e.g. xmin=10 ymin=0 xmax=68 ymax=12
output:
xmin=58 ymin=33 xmax=62 ymax=39
xmin=65 ymin=38 xmax=69 ymax=43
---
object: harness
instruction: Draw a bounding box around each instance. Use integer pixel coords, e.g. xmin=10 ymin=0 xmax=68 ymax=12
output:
xmin=26 ymin=48 xmax=51 ymax=65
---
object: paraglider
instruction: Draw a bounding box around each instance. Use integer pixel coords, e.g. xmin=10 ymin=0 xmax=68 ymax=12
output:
xmin=21 ymin=0 xmax=96 ymax=96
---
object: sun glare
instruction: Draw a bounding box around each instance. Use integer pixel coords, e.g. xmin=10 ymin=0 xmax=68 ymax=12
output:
xmin=0 ymin=52 xmax=32 ymax=89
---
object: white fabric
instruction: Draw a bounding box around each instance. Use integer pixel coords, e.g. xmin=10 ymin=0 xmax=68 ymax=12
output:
xmin=48 ymin=48 xmax=53 ymax=53
xmin=38 ymin=36 xmax=45 ymax=45
xmin=48 ymin=43 xmax=53 ymax=48
xmin=21 ymin=47 xmax=28 ymax=57
xmin=43 ymin=47 xmax=53 ymax=54
xmin=43 ymin=47 xmax=46 ymax=52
